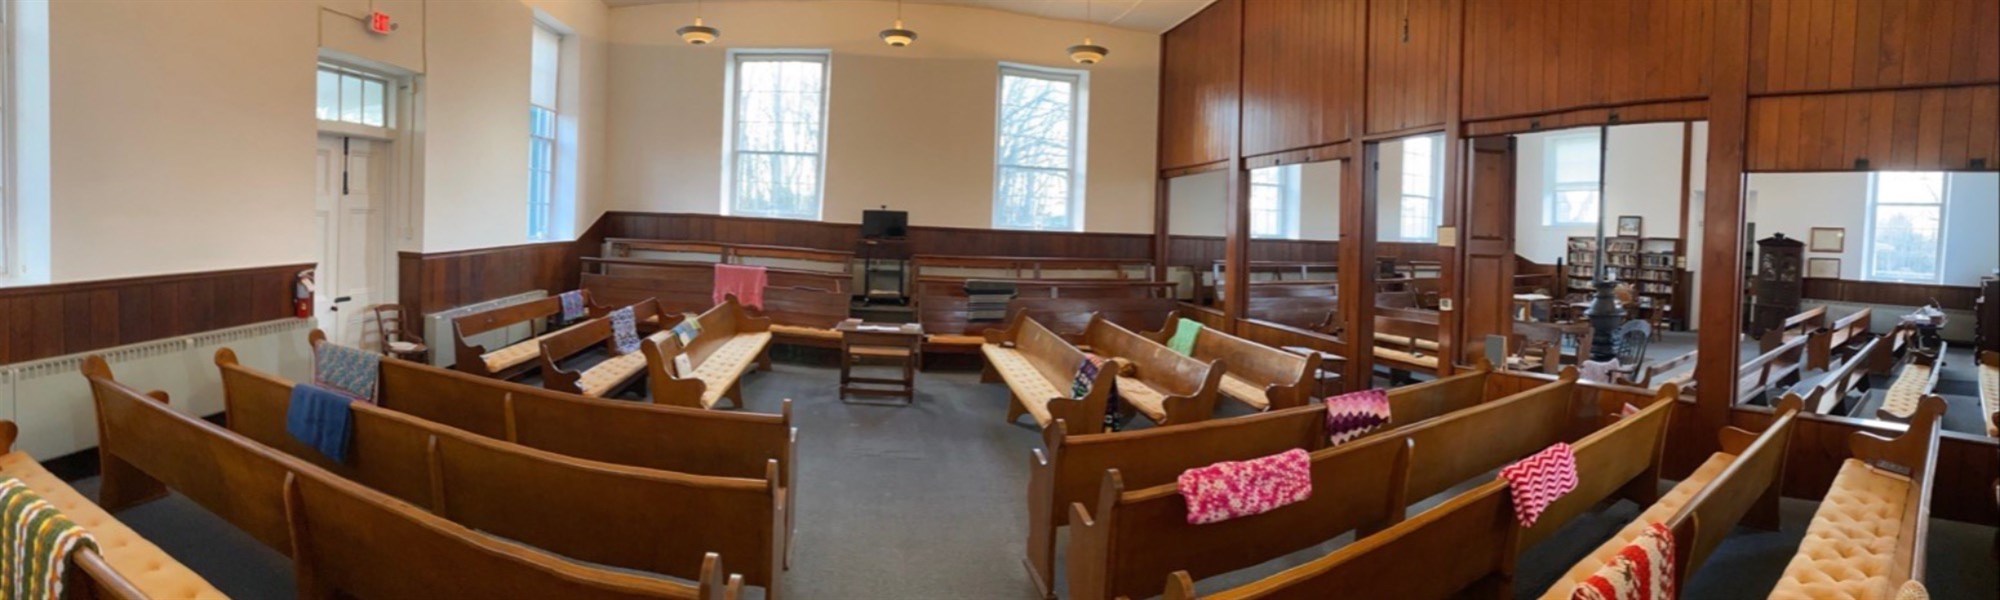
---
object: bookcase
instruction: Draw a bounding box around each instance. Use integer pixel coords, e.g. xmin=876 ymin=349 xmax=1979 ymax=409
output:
xmin=1563 ymin=236 xmax=1686 ymax=327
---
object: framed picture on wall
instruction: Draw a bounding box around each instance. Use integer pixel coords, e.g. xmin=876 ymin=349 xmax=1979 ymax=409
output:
xmin=1616 ymin=216 xmax=1642 ymax=237
xmin=1809 ymin=227 xmax=1845 ymax=252
xmin=1808 ymin=257 xmax=1841 ymax=279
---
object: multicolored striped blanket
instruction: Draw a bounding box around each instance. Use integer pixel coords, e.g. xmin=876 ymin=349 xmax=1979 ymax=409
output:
xmin=1 ymin=477 xmax=99 ymax=600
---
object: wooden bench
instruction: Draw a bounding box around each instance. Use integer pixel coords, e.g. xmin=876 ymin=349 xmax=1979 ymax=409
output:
xmin=1021 ymin=365 xmax=1493 ymax=598
xmin=1771 ymin=396 xmax=1945 ymax=599
xmin=1082 ymin=314 xmax=1226 ymax=427
xmin=537 ymin=298 xmax=675 ymax=398
xmin=1373 ymin=308 xmax=1442 ymax=377
xmin=217 ymin=351 xmax=787 ymax=595
xmin=1141 ymin=310 xmax=1318 ymax=411
xmin=1808 ymin=307 xmax=1872 ymax=370
xmin=1538 ymin=396 xmax=1806 ymax=598
xmin=1759 ymin=305 xmax=1828 ymax=353
xmin=1736 ymin=331 xmax=1811 ymax=406
xmin=642 ymin=299 xmax=776 ymax=410
xmin=1879 ymin=342 xmax=1946 ymax=421
xmin=981 ymin=314 xmax=1118 ymax=434
xmin=1980 ymin=350 xmax=1998 ymax=437
xmin=1006 ymin=296 xmax=1178 ymax=342
xmin=82 ymin=356 xmax=737 ymax=600
xmin=1072 ymin=372 xmax=1587 ymax=600
xmin=451 ymin=289 xmax=606 ymax=380
xmin=913 ymin=280 xmax=1174 ymax=356
xmin=583 ymin=258 xmax=851 ymax=348
xmin=1243 ymin=282 xmax=1341 ymax=332
xmin=1623 ymin=349 xmax=1695 ymax=390
xmin=0 ymin=421 xmax=226 ymax=599
xmin=1800 ymin=335 xmax=1881 ymax=415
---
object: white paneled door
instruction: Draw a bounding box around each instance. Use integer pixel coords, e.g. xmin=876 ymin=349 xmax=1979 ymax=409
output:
xmin=314 ymin=135 xmax=385 ymax=346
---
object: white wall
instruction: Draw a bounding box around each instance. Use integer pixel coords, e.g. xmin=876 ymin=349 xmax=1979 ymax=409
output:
xmin=1745 ymin=171 xmax=1998 ymax=287
xmin=1514 ymin=123 xmax=1688 ymax=263
xmin=1298 ymin=160 xmax=1340 ymax=241
xmin=603 ymin=0 xmax=1160 ymax=233
xmin=1166 ymin=171 xmax=1226 ymax=237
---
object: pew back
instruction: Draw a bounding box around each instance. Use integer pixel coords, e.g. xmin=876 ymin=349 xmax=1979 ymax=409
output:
xmin=1670 ymin=398 xmax=1804 ymax=580
xmin=1143 ymin=310 xmax=1316 ymax=410
xmin=1808 ymin=308 xmax=1872 ymax=370
xmin=1007 ymin=297 xmax=1177 ymax=340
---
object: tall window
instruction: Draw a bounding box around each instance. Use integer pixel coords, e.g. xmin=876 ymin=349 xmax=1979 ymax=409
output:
xmin=1250 ymin=165 xmax=1300 ymax=239
xmin=1544 ymin=131 xmax=1601 ymax=226
xmin=527 ymin=24 xmax=560 ymax=240
xmin=1865 ymin=171 xmax=1947 ymax=283
xmin=1398 ymin=135 xmax=1441 ymax=242
xmin=316 ymin=65 xmax=390 ymax=128
xmin=994 ymin=65 xmax=1086 ymax=231
xmin=727 ymin=53 xmax=829 ymax=220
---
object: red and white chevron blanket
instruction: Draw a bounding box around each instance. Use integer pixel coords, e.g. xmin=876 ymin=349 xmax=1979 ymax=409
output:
xmin=1497 ymin=442 xmax=1579 ymax=527
xmin=1176 ymin=448 xmax=1313 ymax=525
xmin=1571 ymin=521 xmax=1675 ymax=600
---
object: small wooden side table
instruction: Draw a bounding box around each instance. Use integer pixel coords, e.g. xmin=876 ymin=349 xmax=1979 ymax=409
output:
xmin=836 ymin=320 xmax=923 ymax=405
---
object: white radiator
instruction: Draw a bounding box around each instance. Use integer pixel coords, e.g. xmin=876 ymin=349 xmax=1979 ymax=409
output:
xmin=422 ymin=291 xmax=548 ymax=369
xmin=0 ymin=318 xmax=314 ymax=459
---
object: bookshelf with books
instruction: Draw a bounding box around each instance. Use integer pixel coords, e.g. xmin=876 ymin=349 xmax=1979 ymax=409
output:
xmin=1561 ymin=236 xmax=1686 ymax=328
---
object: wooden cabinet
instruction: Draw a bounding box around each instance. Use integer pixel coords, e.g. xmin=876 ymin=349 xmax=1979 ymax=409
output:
xmin=1750 ymin=0 xmax=2000 ymax=96
xmin=1159 ymin=0 xmax=1240 ymax=170
xmin=1241 ymin=0 xmax=1360 ymax=157
xmin=1365 ymin=0 xmax=1449 ymax=134
xmin=1747 ymin=85 xmax=1999 ymax=171
xmin=1750 ymin=234 xmax=1805 ymax=336
xmin=1462 ymin=0 xmax=1715 ymax=122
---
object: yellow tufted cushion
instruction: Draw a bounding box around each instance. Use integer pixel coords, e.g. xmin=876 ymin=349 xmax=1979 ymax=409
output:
xmin=0 ymin=452 xmax=227 ymax=599
xmin=1879 ymin=364 xmax=1932 ymax=420
xmin=1116 ymin=376 xmax=1170 ymax=422
xmin=1978 ymin=361 xmax=1997 ymax=437
xmin=578 ymin=352 xmax=648 ymax=398
xmin=690 ymin=332 xmax=774 ymax=408
xmin=1770 ymin=459 xmax=1913 ymax=600
xmin=482 ymin=338 xmax=542 ymax=372
xmin=1374 ymin=333 xmax=1439 ymax=351
xmin=925 ymin=333 xmax=988 ymax=347
xmin=981 ymin=345 xmax=1062 ymax=426
xmin=1541 ymin=452 xmax=1738 ymax=599
xmin=1373 ymin=347 xmax=1439 ymax=369
xmin=1218 ymin=374 xmax=1269 ymax=411
xmin=770 ymin=324 xmax=841 ymax=341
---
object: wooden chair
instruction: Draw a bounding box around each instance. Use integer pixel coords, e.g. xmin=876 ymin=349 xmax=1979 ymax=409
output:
xmin=641 ymin=298 xmax=775 ymax=410
xmin=81 ymin=356 xmax=737 ymax=600
xmin=1611 ymin=319 xmax=1651 ymax=378
xmin=360 ymin=303 xmax=427 ymax=362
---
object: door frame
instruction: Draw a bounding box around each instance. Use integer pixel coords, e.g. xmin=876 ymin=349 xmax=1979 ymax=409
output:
xmin=314 ymin=55 xmax=421 ymax=337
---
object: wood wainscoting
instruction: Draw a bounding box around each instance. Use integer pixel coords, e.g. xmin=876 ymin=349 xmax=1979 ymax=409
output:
xmin=1803 ymin=278 xmax=1983 ymax=309
xmin=0 ymin=263 xmax=309 ymax=364
xmin=397 ymin=241 xmax=580 ymax=317
xmin=595 ymin=211 xmax=1156 ymax=260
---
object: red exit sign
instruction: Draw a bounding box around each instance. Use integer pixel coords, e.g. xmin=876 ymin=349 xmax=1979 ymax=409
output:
xmin=367 ymin=11 xmax=395 ymax=35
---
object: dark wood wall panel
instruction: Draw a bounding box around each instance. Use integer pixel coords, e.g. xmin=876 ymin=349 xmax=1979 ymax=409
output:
xmin=599 ymin=212 xmax=1155 ymax=261
xmin=1164 ymin=235 xmax=1338 ymax=270
xmin=1750 ymin=0 xmax=2000 ymax=96
xmin=0 ymin=263 xmax=307 ymax=364
xmin=1365 ymin=0 xmax=1450 ymax=134
xmin=1159 ymin=0 xmax=1241 ymax=170
xmin=397 ymin=242 xmax=578 ymax=317
xmin=1241 ymin=0 xmax=1360 ymax=157
xmin=1802 ymin=278 xmax=1983 ymax=309
xmin=1464 ymin=0 xmax=1714 ymax=122
xmin=1747 ymin=85 xmax=1999 ymax=171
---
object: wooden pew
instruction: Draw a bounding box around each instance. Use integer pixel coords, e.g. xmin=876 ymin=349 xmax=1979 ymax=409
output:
xmin=1372 ymin=308 xmax=1442 ymax=378
xmin=1623 ymin=349 xmax=1696 ymax=390
xmin=1539 ymin=396 xmax=1805 ymax=598
xmin=1800 ymin=335 xmax=1881 ymax=415
xmin=914 ymin=280 xmax=1174 ymax=356
xmin=1980 ymin=350 xmax=1998 ymax=437
xmin=1770 ymin=396 xmax=1946 ymax=599
xmin=538 ymin=298 xmax=676 ymax=398
xmin=1083 ymin=314 xmax=1226 ymax=427
xmin=982 ymin=314 xmax=1118 ymax=435
xmin=1243 ymin=282 xmax=1340 ymax=332
xmin=1807 ymin=307 xmax=1871 ymax=370
xmin=582 ymin=257 xmax=852 ymax=347
xmin=1736 ymin=331 xmax=1810 ymax=406
xmin=641 ymin=298 xmax=776 ymax=410
xmin=911 ymin=254 xmax=1151 ymax=281
xmin=216 ymin=352 xmax=787 ymax=595
xmin=1070 ymin=372 xmax=1585 ymax=600
xmin=0 ymin=420 xmax=226 ymax=599
xmin=1141 ymin=310 xmax=1318 ymax=411
xmin=1020 ymin=366 xmax=1494 ymax=598
xmin=1759 ymin=305 xmax=1828 ymax=353
xmin=1869 ymin=323 xmax=1917 ymax=374
xmin=1878 ymin=342 xmax=1947 ymax=422
xmin=450 ymin=290 xmax=606 ymax=380
xmin=1005 ymin=296 xmax=1178 ymax=341
xmin=82 ymin=356 xmax=737 ymax=600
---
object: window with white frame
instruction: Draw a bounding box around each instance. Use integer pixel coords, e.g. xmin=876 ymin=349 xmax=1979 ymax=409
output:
xmin=1398 ymin=135 xmax=1442 ymax=242
xmin=316 ymin=65 xmax=390 ymax=128
xmin=1864 ymin=171 xmax=1947 ymax=283
xmin=727 ymin=53 xmax=829 ymax=220
xmin=527 ymin=24 xmax=560 ymax=240
xmin=1250 ymin=165 xmax=1300 ymax=239
xmin=1544 ymin=131 xmax=1601 ymax=226
xmin=994 ymin=64 xmax=1086 ymax=231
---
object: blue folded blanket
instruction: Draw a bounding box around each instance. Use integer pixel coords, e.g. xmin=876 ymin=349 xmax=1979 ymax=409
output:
xmin=288 ymin=383 xmax=355 ymax=463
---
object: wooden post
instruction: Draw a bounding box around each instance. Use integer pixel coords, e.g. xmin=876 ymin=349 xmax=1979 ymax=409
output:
xmin=1692 ymin=0 xmax=1753 ymax=470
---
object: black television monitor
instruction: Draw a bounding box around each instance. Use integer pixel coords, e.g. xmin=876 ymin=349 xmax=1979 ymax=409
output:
xmin=862 ymin=210 xmax=908 ymax=238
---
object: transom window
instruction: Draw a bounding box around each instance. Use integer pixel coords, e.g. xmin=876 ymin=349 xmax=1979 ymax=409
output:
xmin=1864 ymin=171 xmax=1947 ymax=283
xmin=1544 ymin=131 xmax=1601 ymax=226
xmin=316 ymin=65 xmax=390 ymax=128
xmin=727 ymin=53 xmax=830 ymax=221
xmin=1397 ymin=135 xmax=1442 ymax=242
xmin=1250 ymin=165 xmax=1300 ymax=239
xmin=527 ymin=23 xmax=560 ymax=240
xmin=994 ymin=64 xmax=1087 ymax=231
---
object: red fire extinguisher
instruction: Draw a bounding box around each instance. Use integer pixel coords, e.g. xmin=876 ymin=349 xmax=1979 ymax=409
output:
xmin=295 ymin=269 xmax=316 ymax=319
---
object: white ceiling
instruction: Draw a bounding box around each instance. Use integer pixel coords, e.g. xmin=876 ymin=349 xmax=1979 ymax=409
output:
xmin=601 ymin=0 xmax=1217 ymax=33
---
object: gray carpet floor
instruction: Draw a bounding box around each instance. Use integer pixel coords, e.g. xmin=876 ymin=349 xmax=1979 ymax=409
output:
xmin=70 ymin=357 xmax=1999 ymax=599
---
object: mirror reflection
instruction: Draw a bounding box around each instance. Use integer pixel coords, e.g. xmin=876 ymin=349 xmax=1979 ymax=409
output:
xmin=1165 ymin=171 xmax=1228 ymax=306
xmin=1369 ymin=134 xmax=1447 ymax=383
xmin=1244 ymin=161 xmax=1342 ymax=335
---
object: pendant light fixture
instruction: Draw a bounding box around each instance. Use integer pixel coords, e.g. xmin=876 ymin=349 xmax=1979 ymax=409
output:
xmin=880 ymin=0 xmax=917 ymax=47
xmin=677 ymin=0 xmax=720 ymax=45
xmin=1067 ymin=0 xmax=1108 ymax=65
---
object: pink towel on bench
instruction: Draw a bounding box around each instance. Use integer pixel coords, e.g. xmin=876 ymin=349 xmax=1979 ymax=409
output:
xmin=1176 ymin=448 xmax=1313 ymax=525
xmin=714 ymin=264 xmax=769 ymax=310
xmin=1497 ymin=442 xmax=1579 ymax=527
xmin=1571 ymin=521 xmax=1675 ymax=600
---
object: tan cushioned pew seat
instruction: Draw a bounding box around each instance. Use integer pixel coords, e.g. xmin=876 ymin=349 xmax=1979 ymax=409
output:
xmin=481 ymin=320 xmax=592 ymax=373
xmin=770 ymin=324 xmax=841 ymax=342
xmin=1116 ymin=376 xmax=1173 ymax=422
xmin=1979 ymin=359 xmax=1997 ymax=437
xmin=575 ymin=331 xmax=668 ymax=397
xmin=1373 ymin=333 xmax=1440 ymax=352
xmin=0 ymin=451 xmax=226 ymax=599
xmin=1541 ymin=452 xmax=1737 ymax=598
xmin=1217 ymin=374 xmax=1268 ymax=410
xmin=686 ymin=331 xmax=775 ymax=408
xmin=1769 ymin=459 xmax=1912 ymax=600
xmin=1373 ymin=347 xmax=1440 ymax=369
xmin=981 ymin=345 xmax=1064 ymax=426
xmin=1879 ymin=364 xmax=1932 ymax=420
xmin=926 ymin=333 xmax=987 ymax=347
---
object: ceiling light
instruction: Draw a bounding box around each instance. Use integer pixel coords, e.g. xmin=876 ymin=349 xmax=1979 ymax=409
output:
xmin=880 ymin=0 xmax=916 ymax=47
xmin=678 ymin=0 xmax=719 ymax=45
xmin=1069 ymin=0 xmax=1109 ymax=65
